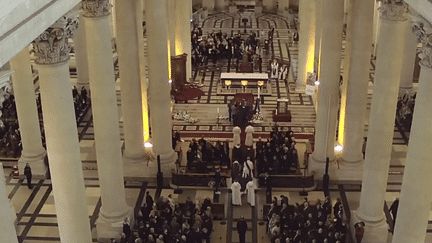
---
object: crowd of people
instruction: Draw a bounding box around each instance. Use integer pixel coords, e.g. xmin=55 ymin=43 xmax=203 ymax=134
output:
xmin=186 ymin=137 xmax=231 ymax=172
xmin=396 ymin=92 xmax=416 ymax=130
xmin=227 ymin=99 xmax=255 ymax=127
xmin=191 ymin=27 xmax=267 ymax=70
xmin=256 ymin=127 xmax=299 ymax=175
xmin=118 ymin=193 xmax=214 ymax=243
xmin=0 ymin=85 xmax=90 ymax=158
xmin=266 ymin=196 xmax=347 ymax=243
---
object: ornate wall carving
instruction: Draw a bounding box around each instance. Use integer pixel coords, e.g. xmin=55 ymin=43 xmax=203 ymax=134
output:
xmin=412 ymin=21 xmax=432 ymax=69
xmin=81 ymin=0 xmax=111 ymax=18
xmin=32 ymin=16 xmax=79 ymax=65
xmin=379 ymin=0 xmax=409 ymax=21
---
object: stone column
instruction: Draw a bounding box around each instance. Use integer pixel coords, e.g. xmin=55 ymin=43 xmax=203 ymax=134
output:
xmin=399 ymin=14 xmax=417 ymax=95
xmin=392 ymin=22 xmax=432 ymax=243
xmin=167 ymin=0 xmax=176 ymax=58
xmin=353 ymin=1 xmax=410 ymax=242
xmin=314 ymin=0 xmax=322 ymax=76
xmin=33 ymin=15 xmax=92 ymax=242
xmin=263 ymin=0 xmax=276 ymax=10
xmin=392 ymin=21 xmax=432 ymax=243
xmin=115 ymin=0 xmax=145 ymax=164
xmin=10 ymin=48 xmax=46 ymax=177
xmin=73 ymin=12 xmax=90 ymax=90
xmin=136 ymin=0 xmax=150 ymax=143
xmin=0 ymin=164 xmax=18 ymax=243
xmin=215 ymin=0 xmax=225 ymax=11
xmin=81 ymin=1 xmax=130 ymax=239
xmin=203 ymin=0 xmax=215 ymax=11
xmin=174 ymin=0 xmax=192 ymax=81
xmin=296 ymin=0 xmax=316 ymax=92
xmin=146 ymin=0 xmax=177 ymax=173
xmin=308 ymin=0 xmax=344 ymax=167
xmin=372 ymin=0 xmax=381 ymax=58
xmin=340 ymin=0 xmax=374 ymax=166
xmin=278 ymin=0 xmax=290 ymax=12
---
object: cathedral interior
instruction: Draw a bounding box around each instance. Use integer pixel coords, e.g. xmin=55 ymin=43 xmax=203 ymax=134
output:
xmin=0 ymin=0 xmax=432 ymax=242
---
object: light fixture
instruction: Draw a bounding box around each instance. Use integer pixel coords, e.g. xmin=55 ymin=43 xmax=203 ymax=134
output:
xmin=257 ymin=80 xmax=264 ymax=86
xmin=241 ymin=80 xmax=248 ymax=86
xmin=144 ymin=142 xmax=153 ymax=148
xmin=314 ymin=81 xmax=320 ymax=86
xmin=225 ymin=80 xmax=232 ymax=86
xmin=168 ymin=79 xmax=172 ymax=84
xmin=334 ymin=144 xmax=343 ymax=152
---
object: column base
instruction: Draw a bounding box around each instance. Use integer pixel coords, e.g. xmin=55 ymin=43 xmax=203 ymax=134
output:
xmin=295 ymin=85 xmax=306 ymax=93
xmin=351 ymin=210 xmax=389 ymax=243
xmin=229 ymin=5 xmax=237 ymax=14
xmin=255 ymin=6 xmax=263 ymax=14
xmin=96 ymin=207 xmax=133 ymax=242
xmin=398 ymin=86 xmax=414 ymax=97
xmin=123 ymin=150 xmax=145 ymax=164
xmin=308 ymin=155 xmax=364 ymax=183
xmin=18 ymin=150 xmax=47 ymax=178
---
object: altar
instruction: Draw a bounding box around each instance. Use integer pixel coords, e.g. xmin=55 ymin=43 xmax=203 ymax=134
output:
xmin=217 ymin=72 xmax=272 ymax=96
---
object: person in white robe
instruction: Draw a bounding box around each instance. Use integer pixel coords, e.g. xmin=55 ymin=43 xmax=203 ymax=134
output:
xmin=231 ymin=181 xmax=242 ymax=206
xmin=246 ymin=180 xmax=256 ymax=206
xmin=271 ymin=59 xmax=279 ymax=79
xmin=245 ymin=125 xmax=254 ymax=147
xmin=281 ymin=64 xmax=288 ymax=80
xmin=233 ymin=126 xmax=241 ymax=147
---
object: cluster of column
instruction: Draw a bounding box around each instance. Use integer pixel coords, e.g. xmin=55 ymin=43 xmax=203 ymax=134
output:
xmin=310 ymin=0 xmax=344 ymax=164
xmin=296 ymin=0 xmax=316 ymax=92
xmin=115 ymin=0 xmax=145 ymax=163
xmin=353 ymin=1 xmax=410 ymax=242
xmin=392 ymin=20 xmax=432 ymax=243
xmin=339 ymin=0 xmax=374 ymax=165
xmin=174 ymin=0 xmax=193 ymax=80
xmin=146 ymin=0 xmax=177 ymax=172
xmin=10 ymin=48 xmax=46 ymax=176
xmin=81 ymin=0 xmax=131 ymax=236
xmin=32 ymin=13 xmax=93 ymax=242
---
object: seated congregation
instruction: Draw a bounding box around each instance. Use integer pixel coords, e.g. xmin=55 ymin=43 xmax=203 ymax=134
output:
xmin=266 ymin=196 xmax=347 ymax=243
xmin=119 ymin=193 xmax=215 ymax=243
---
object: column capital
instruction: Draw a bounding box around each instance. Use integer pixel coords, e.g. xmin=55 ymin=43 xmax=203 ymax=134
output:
xmin=81 ymin=0 xmax=111 ymax=18
xmin=32 ymin=13 xmax=79 ymax=65
xmin=412 ymin=20 xmax=432 ymax=69
xmin=379 ymin=0 xmax=409 ymax=21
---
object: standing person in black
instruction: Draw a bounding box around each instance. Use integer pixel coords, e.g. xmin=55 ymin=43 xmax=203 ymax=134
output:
xmin=390 ymin=198 xmax=399 ymax=228
xmin=237 ymin=216 xmax=248 ymax=243
xmin=333 ymin=198 xmax=342 ymax=218
xmin=24 ymin=163 xmax=33 ymax=189
xmin=145 ymin=191 xmax=154 ymax=212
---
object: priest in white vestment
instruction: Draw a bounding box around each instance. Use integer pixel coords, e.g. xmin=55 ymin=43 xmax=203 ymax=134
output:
xmin=245 ymin=125 xmax=254 ymax=147
xmin=242 ymin=159 xmax=254 ymax=179
xmin=233 ymin=126 xmax=241 ymax=147
xmin=231 ymin=181 xmax=242 ymax=206
xmin=246 ymin=180 xmax=256 ymax=206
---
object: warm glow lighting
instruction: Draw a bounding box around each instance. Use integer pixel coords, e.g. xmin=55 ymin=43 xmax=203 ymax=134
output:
xmin=169 ymin=79 xmax=172 ymax=84
xmin=257 ymin=80 xmax=264 ymax=86
xmin=334 ymin=144 xmax=343 ymax=152
xmin=314 ymin=81 xmax=320 ymax=86
xmin=225 ymin=80 xmax=232 ymax=86
xmin=241 ymin=80 xmax=248 ymax=86
xmin=144 ymin=142 xmax=153 ymax=148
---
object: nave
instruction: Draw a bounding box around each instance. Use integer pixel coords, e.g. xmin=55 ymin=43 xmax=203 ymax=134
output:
xmin=2 ymin=7 xmax=428 ymax=242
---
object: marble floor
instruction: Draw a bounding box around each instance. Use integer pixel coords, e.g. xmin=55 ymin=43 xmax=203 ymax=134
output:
xmin=2 ymin=9 xmax=431 ymax=243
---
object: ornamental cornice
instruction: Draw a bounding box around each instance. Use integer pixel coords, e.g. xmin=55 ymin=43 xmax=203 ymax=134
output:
xmin=32 ymin=15 xmax=79 ymax=65
xmin=81 ymin=0 xmax=111 ymax=18
xmin=412 ymin=21 xmax=432 ymax=69
xmin=379 ymin=0 xmax=409 ymax=21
